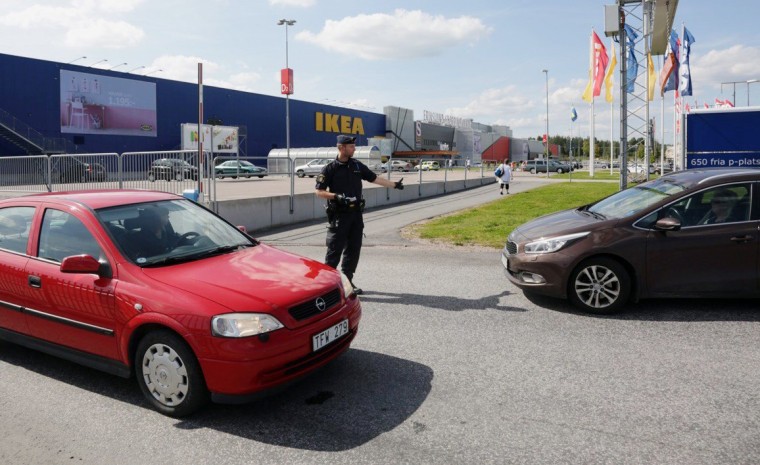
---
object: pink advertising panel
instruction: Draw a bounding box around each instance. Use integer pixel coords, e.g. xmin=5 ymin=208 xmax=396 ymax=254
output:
xmin=60 ymin=70 xmax=157 ymax=137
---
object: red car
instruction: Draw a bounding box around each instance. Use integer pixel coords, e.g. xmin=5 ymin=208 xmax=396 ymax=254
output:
xmin=0 ymin=190 xmax=361 ymax=417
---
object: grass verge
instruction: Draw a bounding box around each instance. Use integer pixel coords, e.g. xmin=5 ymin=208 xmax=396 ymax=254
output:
xmin=406 ymin=182 xmax=618 ymax=249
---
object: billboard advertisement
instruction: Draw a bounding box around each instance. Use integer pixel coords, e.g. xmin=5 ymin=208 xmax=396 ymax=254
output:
xmin=60 ymin=70 xmax=157 ymax=136
xmin=181 ymin=123 xmax=239 ymax=154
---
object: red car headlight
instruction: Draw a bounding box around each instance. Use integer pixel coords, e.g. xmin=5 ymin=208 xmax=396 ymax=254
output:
xmin=211 ymin=313 xmax=284 ymax=338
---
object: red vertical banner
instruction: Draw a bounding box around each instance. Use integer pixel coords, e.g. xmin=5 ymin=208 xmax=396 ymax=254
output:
xmin=281 ymin=68 xmax=293 ymax=95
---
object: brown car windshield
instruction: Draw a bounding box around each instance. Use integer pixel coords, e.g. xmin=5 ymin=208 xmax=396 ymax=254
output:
xmin=588 ymin=178 xmax=690 ymax=219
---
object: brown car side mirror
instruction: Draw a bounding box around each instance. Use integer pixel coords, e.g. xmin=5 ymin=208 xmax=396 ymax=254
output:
xmin=654 ymin=217 xmax=681 ymax=232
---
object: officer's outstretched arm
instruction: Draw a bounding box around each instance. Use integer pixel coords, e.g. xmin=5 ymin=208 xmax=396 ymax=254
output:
xmin=372 ymin=177 xmax=403 ymax=189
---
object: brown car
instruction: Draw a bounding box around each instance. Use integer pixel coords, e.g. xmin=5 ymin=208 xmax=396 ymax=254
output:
xmin=502 ymin=168 xmax=758 ymax=313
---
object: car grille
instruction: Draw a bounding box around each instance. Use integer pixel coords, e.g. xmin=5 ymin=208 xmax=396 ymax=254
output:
xmin=288 ymin=288 xmax=341 ymax=321
xmin=506 ymin=241 xmax=517 ymax=255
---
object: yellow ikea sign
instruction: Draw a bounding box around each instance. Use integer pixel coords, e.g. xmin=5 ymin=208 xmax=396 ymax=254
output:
xmin=315 ymin=112 xmax=365 ymax=135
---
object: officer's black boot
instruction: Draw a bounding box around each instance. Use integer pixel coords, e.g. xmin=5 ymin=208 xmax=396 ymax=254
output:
xmin=348 ymin=278 xmax=363 ymax=295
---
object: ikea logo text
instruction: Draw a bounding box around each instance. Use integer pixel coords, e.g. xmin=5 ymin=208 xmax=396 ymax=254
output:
xmin=315 ymin=112 xmax=364 ymax=135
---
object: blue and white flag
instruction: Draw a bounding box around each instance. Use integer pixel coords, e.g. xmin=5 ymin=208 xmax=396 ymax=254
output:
xmin=679 ymin=27 xmax=695 ymax=96
xmin=571 ymin=107 xmax=578 ymax=122
xmin=624 ymin=24 xmax=638 ymax=93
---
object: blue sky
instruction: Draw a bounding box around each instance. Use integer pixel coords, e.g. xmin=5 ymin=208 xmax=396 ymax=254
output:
xmin=1 ymin=0 xmax=759 ymax=145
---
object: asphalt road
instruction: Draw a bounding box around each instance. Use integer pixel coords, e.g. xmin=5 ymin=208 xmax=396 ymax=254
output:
xmin=1 ymin=181 xmax=758 ymax=465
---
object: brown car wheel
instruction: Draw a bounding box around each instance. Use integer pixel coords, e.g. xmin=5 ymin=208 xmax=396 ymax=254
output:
xmin=569 ymin=257 xmax=631 ymax=314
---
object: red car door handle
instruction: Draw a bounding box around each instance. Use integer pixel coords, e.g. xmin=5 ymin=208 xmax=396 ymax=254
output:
xmin=28 ymin=275 xmax=41 ymax=288
xmin=730 ymin=235 xmax=754 ymax=243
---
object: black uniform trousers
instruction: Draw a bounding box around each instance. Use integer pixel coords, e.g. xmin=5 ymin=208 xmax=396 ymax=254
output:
xmin=325 ymin=210 xmax=363 ymax=280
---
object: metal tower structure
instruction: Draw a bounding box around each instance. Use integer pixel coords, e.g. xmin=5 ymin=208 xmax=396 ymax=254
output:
xmin=611 ymin=0 xmax=678 ymax=190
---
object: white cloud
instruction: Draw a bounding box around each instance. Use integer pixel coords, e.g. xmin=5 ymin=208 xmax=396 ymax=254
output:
xmin=297 ymin=9 xmax=491 ymax=60
xmin=72 ymin=0 xmax=145 ymax=13
xmin=444 ymin=86 xmax=532 ymax=121
xmin=0 ymin=5 xmax=77 ymax=28
xmin=151 ymin=55 xmax=221 ymax=83
xmin=0 ymin=2 xmax=145 ymax=49
xmin=149 ymin=55 xmax=261 ymax=92
xmin=691 ymin=45 xmax=760 ymax=87
xmin=223 ymin=71 xmax=263 ymax=91
xmin=269 ymin=0 xmax=315 ymax=6
xmin=65 ymin=19 xmax=144 ymax=49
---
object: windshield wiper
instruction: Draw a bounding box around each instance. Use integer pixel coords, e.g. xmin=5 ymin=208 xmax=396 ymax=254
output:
xmin=191 ymin=243 xmax=250 ymax=259
xmin=141 ymin=243 xmax=251 ymax=267
xmin=580 ymin=207 xmax=607 ymax=220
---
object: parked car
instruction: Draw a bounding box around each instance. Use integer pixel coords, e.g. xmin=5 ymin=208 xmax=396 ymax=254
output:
xmin=382 ymin=160 xmax=412 ymax=172
xmin=294 ymin=159 xmax=330 ymax=178
xmin=214 ymin=160 xmax=267 ymax=179
xmin=524 ymin=159 xmax=573 ymax=174
xmin=627 ymin=163 xmax=647 ymax=174
xmin=0 ymin=190 xmax=361 ymax=417
xmin=54 ymin=157 xmax=108 ymax=183
xmin=415 ymin=161 xmax=440 ymax=171
xmin=148 ymin=158 xmax=198 ymax=182
xmin=502 ymin=167 xmax=757 ymax=314
xmin=650 ymin=162 xmax=674 ymax=175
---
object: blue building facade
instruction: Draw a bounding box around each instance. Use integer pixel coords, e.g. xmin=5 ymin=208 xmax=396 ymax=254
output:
xmin=0 ymin=53 xmax=386 ymax=157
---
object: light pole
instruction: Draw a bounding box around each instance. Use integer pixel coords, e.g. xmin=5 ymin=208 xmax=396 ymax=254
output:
xmin=278 ymin=19 xmax=297 ymax=212
xmin=126 ymin=65 xmax=145 ymax=73
xmin=747 ymin=79 xmax=759 ymax=106
xmin=543 ymin=69 xmax=549 ymax=178
xmin=67 ymin=56 xmax=86 ymax=64
xmin=721 ymin=81 xmax=740 ymax=107
xmin=88 ymin=59 xmax=108 ymax=67
xmin=144 ymin=69 xmax=163 ymax=77
xmin=107 ymin=62 xmax=128 ymax=71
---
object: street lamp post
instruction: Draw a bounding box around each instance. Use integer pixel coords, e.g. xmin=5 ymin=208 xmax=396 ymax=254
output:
xmin=143 ymin=69 xmax=163 ymax=77
xmin=126 ymin=65 xmax=145 ymax=73
xmin=88 ymin=59 xmax=108 ymax=67
xmin=278 ymin=18 xmax=296 ymax=213
xmin=67 ymin=56 xmax=86 ymax=64
xmin=543 ymin=69 xmax=549 ymax=178
xmin=747 ymin=79 xmax=759 ymax=106
xmin=107 ymin=62 xmax=128 ymax=71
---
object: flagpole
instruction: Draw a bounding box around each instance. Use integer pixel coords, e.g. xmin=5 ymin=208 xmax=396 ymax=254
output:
xmin=660 ymin=88 xmax=665 ymax=173
xmin=589 ymin=30 xmax=595 ymax=178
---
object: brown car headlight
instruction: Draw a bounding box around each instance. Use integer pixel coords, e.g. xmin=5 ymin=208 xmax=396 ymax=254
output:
xmin=524 ymin=232 xmax=589 ymax=254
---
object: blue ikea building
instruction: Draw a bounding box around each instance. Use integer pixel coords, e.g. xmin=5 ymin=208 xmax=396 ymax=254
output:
xmin=0 ymin=53 xmax=386 ymax=157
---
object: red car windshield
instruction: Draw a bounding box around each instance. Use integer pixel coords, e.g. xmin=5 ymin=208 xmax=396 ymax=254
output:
xmin=95 ymin=199 xmax=254 ymax=266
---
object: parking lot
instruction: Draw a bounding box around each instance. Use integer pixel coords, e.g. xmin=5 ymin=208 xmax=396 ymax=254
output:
xmin=0 ymin=183 xmax=757 ymax=465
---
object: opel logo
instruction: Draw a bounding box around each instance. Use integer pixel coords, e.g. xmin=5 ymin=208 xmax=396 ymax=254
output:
xmin=315 ymin=297 xmax=326 ymax=312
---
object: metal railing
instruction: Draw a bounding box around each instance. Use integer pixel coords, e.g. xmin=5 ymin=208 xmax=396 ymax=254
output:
xmin=0 ymin=153 xmax=496 ymax=209
xmin=0 ymin=107 xmax=74 ymax=154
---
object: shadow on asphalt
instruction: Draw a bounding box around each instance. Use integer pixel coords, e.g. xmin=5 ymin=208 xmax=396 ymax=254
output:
xmin=0 ymin=343 xmax=432 ymax=451
xmin=524 ymin=292 xmax=760 ymax=322
xmin=358 ymin=290 xmax=526 ymax=312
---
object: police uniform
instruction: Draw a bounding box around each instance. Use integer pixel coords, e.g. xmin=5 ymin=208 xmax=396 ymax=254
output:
xmin=315 ymin=149 xmax=377 ymax=286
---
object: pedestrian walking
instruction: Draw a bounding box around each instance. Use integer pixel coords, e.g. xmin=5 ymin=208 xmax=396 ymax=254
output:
xmin=495 ymin=158 xmax=512 ymax=195
xmin=315 ymin=135 xmax=404 ymax=294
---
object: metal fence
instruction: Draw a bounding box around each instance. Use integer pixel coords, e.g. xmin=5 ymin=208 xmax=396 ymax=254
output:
xmin=0 ymin=152 xmax=496 ymax=210
xmin=0 ymin=151 xmax=209 ymax=197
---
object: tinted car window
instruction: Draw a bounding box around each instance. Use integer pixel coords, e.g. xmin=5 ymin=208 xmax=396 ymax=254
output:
xmin=589 ymin=177 xmax=691 ymax=219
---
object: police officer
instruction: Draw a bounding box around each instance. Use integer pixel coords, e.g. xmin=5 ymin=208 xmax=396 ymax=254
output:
xmin=315 ymin=134 xmax=404 ymax=294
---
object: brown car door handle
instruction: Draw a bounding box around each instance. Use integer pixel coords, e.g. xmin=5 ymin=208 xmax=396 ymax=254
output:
xmin=28 ymin=275 xmax=41 ymax=288
xmin=730 ymin=235 xmax=754 ymax=243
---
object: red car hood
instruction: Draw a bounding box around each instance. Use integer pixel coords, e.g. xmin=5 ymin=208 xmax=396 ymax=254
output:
xmin=139 ymin=243 xmax=340 ymax=312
